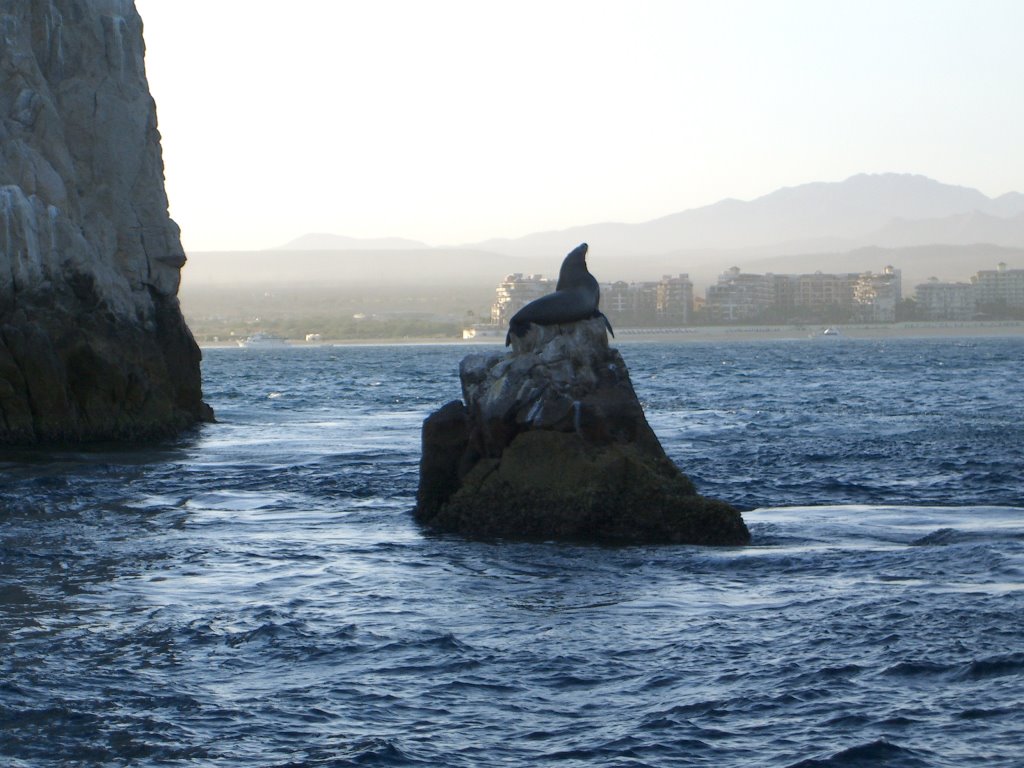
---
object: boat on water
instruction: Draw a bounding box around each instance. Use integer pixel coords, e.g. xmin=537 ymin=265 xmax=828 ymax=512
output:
xmin=462 ymin=324 xmax=505 ymax=340
xmin=808 ymin=326 xmax=843 ymax=339
xmin=237 ymin=332 xmax=290 ymax=348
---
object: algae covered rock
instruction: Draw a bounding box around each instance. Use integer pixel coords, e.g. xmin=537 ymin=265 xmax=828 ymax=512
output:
xmin=415 ymin=317 xmax=750 ymax=545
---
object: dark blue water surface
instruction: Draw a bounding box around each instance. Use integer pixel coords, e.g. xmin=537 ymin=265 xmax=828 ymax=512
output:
xmin=2 ymin=337 xmax=1024 ymax=767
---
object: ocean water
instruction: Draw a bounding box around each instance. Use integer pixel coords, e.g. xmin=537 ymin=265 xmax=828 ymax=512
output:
xmin=2 ymin=337 xmax=1023 ymax=767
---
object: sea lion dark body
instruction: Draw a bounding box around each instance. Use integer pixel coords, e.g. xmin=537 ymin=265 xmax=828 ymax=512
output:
xmin=505 ymin=243 xmax=614 ymax=345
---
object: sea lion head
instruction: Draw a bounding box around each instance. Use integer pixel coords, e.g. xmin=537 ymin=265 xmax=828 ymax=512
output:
xmin=556 ymin=242 xmax=589 ymax=290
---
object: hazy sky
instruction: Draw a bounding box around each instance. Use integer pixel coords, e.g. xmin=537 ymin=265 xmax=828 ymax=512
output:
xmin=135 ymin=0 xmax=1023 ymax=252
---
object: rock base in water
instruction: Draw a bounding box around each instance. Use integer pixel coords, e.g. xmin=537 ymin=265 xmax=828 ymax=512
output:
xmin=0 ymin=294 xmax=212 ymax=445
xmin=415 ymin=318 xmax=750 ymax=545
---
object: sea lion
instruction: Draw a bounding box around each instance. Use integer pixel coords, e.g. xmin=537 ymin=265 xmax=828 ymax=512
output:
xmin=505 ymin=243 xmax=615 ymax=345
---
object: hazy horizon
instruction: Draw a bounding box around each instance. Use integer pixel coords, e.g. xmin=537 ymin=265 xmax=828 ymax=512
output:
xmin=136 ymin=1 xmax=1023 ymax=253
xmin=176 ymin=172 xmax=1024 ymax=300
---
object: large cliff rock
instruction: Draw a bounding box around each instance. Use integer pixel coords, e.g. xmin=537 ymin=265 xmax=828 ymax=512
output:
xmin=0 ymin=0 xmax=211 ymax=444
xmin=415 ymin=318 xmax=750 ymax=545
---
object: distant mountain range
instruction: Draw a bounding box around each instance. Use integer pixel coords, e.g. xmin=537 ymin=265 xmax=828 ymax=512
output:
xmin=273 ymin=233 xmax=430 ymax=250
xmin=454 ymin=173 xmax=1024 ymax=258
xmin=186 ymin=174 xmax=1024 ymax=294
xmin=271 ymin=175 xmax=1024 ymax=258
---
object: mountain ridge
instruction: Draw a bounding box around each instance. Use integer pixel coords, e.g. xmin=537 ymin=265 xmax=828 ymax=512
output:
xmin=452 ymin=173 xmax=1024 ymax=257
xmin=273 ymin=233 xmax=430 ymax=251
xmin=185 ymin=174 xmax=1024 ymax=296
xmin=268 ymin=174 xmax=1024 ymax=259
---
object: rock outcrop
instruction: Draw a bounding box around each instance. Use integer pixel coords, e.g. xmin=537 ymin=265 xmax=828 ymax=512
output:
xmin=0 ymin=1 xmax=212 ymax=444
xmin=415 ymin=317 xmax=750 ymax=545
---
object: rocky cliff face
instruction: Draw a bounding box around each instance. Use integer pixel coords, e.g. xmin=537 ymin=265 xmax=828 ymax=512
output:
xmin=0 ymin=0 xmax=211 ymax=443
xmin=416 ymin=318 xmax=750 ymax=545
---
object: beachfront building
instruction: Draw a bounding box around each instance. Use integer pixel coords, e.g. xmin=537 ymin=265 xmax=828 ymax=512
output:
xmin=491 ymin=273 xmax=552 ymax=326
xmin=795 ymin=271 xmax=857 ymax=313
xmin=601 ymin=280 xmax=661 ymax=326
xmin=972 ymin=262 xmax=1024 ymax=312
xmin=704 ymin=266 xmax=902 ymax=322
xmin=911 ymin=263 xmax=1023 ymax=320
xmin=655 ymin=274 xmax=694 ymax=325
xmin=488 ymin=262 xmax=918 ymax=329
xmin=489 ymin=273 xmax=690 ymax=330
xmin=704 ymin=268 xmax=776 ymax=322
xmin=914 ymin=278 xmax=976 ymax=320
xmin=603 ymin=281 xmax=633 ymax=315
xmin=853 ymin=266 xmax=902 ymax=322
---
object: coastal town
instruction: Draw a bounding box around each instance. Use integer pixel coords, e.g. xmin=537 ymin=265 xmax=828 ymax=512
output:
xmin=464 ymin=261 xmax=1024 ymax=339
xmin=181 ymin=259 xmax=1024 ymax=345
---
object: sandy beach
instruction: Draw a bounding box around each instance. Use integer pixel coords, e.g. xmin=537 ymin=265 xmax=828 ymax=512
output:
xmin=197 ymin=321 xmax=1024 ymax=349
xmin=609 ymin=320 xmax=1024 ymax=343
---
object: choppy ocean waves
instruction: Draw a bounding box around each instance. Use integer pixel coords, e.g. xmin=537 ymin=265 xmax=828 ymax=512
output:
xmin=3 ymin=339 xmax=1024 ymax=766
xmin=4 ymin=490 xmax=1023 ymax=765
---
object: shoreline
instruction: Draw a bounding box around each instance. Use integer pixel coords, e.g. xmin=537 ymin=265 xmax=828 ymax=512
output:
xmin=198 ymin=320 xmax=1024 ymax=349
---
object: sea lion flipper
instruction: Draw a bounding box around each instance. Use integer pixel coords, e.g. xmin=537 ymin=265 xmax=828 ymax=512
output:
xmin=505 ymin=316 xmax=528 ymax=346
xmin=594 ymin=310 xmax=615 ymax=338
xmin=602 ymin=313 xmax=615 ymax=338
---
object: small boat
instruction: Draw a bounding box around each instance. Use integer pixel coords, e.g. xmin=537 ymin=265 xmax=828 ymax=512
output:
xmin=236 ymin=332 xmax=290 ymax=348
xmin=462 ymin=324 xmax=505 ymax=340
xmin=809 ymin=326 xmax=843 ymax=339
